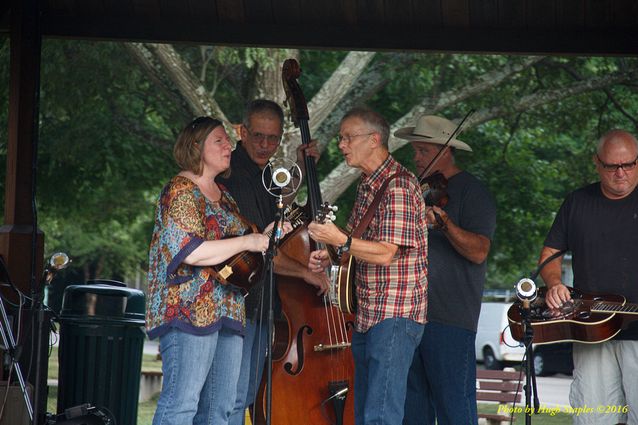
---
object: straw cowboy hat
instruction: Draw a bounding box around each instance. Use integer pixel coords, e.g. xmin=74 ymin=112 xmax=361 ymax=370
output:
xmin=394 ymin=115 xmax=472 ymax=152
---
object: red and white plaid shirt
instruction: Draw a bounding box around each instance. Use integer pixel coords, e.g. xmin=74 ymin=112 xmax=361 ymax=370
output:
xmin=347 ymin=155 xmax=428 ymax=333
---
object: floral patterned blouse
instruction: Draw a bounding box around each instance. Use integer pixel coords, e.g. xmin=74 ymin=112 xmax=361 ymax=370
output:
xmin=146 ymin=175 xmax=249 ymax=340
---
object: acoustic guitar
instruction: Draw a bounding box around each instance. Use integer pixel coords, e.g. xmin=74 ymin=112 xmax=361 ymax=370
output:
xmin=507 ymin=287 xmax=638 ymax=344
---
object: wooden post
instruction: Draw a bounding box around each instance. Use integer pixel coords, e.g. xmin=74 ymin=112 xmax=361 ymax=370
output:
xmin=1 ymin=0 xmax=45 ymax=296
xmin=0 ymin=0 xmax=46 ymax=423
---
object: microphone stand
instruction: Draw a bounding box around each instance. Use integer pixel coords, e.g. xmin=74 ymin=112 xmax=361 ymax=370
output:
xmin=520 ymin=299 xmax=538 ymax=425
xmin=260 ymin=159 xmax=301 ymax=425
xmin=264 ymin=195 xmax=285 ymax=425
xmin=517 ymin=249 xmax=566 ymax=424
xmin=0 ymin=290 xmax=35 ymax=423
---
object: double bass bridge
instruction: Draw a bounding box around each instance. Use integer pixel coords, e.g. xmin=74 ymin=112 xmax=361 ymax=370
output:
xmin=314 ymin=342 xmax=351 ymax=352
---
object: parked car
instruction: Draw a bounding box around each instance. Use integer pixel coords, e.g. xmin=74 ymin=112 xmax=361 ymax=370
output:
xmin=475 ymin=301 xmax=524 ymax=370
xmin=532 ymin=342 xmax=573 ymax=376
xmin=475 ymin=299 xmax=574 ymax=376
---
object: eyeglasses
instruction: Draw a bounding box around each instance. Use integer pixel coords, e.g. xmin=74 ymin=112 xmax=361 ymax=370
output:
xmin=337 ymin=132 xmax=375 ymax=144
xmin=596 ymin=154 xmax=638 ymax=173
xmin=246 ymin=128 xmax=281 ymax=145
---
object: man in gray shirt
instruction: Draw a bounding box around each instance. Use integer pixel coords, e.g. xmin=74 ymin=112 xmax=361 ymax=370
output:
xmin=397 ymin=115 xmax=496 ymax=425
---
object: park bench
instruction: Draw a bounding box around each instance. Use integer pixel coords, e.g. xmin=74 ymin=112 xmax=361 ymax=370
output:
xmin=476 ymin=369 xmax=524 ymax=425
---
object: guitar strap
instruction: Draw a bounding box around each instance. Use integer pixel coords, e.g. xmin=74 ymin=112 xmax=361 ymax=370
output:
xmin=350 ymin=171 xmax=411 ymax=239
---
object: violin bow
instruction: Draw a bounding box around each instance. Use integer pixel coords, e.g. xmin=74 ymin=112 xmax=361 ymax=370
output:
xmin=417 ymin=109 xmax=475 ymax=182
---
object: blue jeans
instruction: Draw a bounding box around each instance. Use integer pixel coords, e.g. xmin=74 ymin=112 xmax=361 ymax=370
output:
xmin=403 ymin=321 xmax=477 ymax=425
xmin=352 ymin=318 xmax=424 ymax=425
xmin=153 ymin=328 xmax=243 ymax=425
xmin=229 ymin=319 xmax=268 ymax=425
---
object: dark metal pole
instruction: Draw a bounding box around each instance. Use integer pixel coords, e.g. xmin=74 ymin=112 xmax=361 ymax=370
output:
xmin=264 ymin=196 xmax=284 ymax=425
xmin=521 ymin=302 xmax=539 ymax=424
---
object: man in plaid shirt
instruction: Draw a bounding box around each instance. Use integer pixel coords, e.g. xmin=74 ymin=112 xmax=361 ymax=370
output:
xmin=307 ymin=107 xmax=428 ymax=425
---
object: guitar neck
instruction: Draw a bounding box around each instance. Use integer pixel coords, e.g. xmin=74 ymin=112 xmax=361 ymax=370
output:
xmin=592 ymin=301 xmax=638 ymax=315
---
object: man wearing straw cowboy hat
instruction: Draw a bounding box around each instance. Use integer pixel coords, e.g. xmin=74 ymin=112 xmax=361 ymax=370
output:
xmin=398 ymin=115 xmax=496 ymax=425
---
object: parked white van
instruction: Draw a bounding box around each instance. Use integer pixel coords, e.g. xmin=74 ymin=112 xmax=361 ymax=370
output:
xmin=475 ymin=300 xmax=524 ymax=369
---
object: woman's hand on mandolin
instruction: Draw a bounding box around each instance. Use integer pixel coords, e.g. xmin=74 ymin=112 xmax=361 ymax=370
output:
xmin=243 ymin=233 xmax=270 ymax=253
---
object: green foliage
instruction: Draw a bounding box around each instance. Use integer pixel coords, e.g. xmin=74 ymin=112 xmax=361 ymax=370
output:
xmin=34 ymin=40 xmax=181 ymax=280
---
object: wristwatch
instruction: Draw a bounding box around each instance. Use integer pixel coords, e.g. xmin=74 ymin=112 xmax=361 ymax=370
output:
xmin=337 ymin=234 xmax=352 ymax=256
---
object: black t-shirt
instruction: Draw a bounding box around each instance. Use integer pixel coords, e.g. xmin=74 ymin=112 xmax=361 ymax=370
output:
xmin=216 ymin=142 xmax=280 ymax=321
xmin=544 ymin=183 xmax=638 ymax=339
xmin=427 ymin=171 xmax=497 ymax=332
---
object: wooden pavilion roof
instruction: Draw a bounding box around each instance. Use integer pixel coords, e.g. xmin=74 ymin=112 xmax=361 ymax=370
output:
xmin=1 ymin=0 xmax=638 ymax=55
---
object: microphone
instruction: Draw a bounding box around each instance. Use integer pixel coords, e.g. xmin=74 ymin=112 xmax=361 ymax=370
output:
xmin=271 ymin=167 xmax=292 ymax=188
xmin=261 ymin=158 xmax=302 ymax=198
xmin=516 ymin=278 xmax=537 ymax=301
xmin=514 ymin=250 xmax=566 ymax=309
xmin=43 ymin=252 xmax=71 ymax=285
xmin=515 ymin=278 xmax=537 ymax=310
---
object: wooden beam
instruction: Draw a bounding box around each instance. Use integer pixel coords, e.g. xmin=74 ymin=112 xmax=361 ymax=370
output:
xmin=38 ymin=17 xmax=638 ymax=55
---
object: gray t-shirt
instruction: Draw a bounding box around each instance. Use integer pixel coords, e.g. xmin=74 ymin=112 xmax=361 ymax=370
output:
xmin=426 ymin=171 xmax=496 ymax=332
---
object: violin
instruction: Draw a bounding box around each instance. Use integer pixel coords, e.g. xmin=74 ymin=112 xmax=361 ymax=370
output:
xmin=420 ymin=171 xmax=450 ymax=230
xmin=420 ymin=171 xmax=448 ymax=208
xmin=416 ymin=110 xmax=474 ymax=228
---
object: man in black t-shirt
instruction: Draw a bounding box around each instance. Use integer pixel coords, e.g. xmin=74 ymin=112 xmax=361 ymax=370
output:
xmin=218 ymin=99 xmax=328 ymax=425
xmin=540 ymin=129 xmax=638 ymax=425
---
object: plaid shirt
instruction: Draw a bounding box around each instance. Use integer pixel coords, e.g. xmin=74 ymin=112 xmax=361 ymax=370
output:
xmin=347 ymin=155 xmax=428 ymax=333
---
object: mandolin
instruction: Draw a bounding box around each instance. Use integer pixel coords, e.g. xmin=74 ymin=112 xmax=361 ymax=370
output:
xmin=212 ymin=206 xmax=306 ymax=293
xmin=507 ymin=287 xmax=638 ymax=344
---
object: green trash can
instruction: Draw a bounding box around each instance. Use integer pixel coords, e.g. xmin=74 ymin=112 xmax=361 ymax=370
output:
xmin=57 ymin=280 xmax=146 ymax=425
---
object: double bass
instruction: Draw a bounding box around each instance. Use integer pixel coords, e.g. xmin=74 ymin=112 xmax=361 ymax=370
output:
xmin=253 ymin=59 xmax=355 ymax=425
